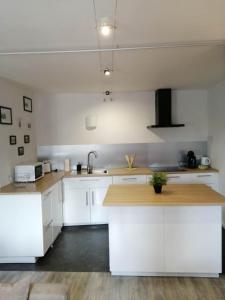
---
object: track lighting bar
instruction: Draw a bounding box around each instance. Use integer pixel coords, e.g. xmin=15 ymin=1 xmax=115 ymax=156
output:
xmin=0 ymin=40 xmax=224 ymax=56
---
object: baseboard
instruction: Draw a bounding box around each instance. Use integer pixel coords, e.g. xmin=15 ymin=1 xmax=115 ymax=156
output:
xmin=0 ymin=257 xmax=37 ymax=263
xmin=111 ymin=272 xmax=220 ymax=278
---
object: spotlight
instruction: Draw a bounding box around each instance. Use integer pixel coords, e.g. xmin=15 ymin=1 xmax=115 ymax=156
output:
xmin=99 ymin=24 xmax=113 ymax=36
xmin=104 ymin=68 xmax=111 ymax=76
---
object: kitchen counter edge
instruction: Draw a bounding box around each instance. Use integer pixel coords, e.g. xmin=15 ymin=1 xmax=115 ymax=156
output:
xmin=0 ymin=167 xmax=219 ymax=195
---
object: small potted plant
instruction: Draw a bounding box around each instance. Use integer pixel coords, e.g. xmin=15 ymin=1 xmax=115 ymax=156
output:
xmin=150 ymin=172 xmax=168 ymax=194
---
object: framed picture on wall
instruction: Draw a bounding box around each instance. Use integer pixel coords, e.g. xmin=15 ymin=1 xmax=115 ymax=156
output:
xmin=23 ymin=96 xmax=32 ymax=112
xmin=18 ymin=146 xmax=24 ymax=156
xmin=0 ymin=106 xmax=12 ymax=125
xmin=24 ymin=135 xmax=30 ymax=143
xmin=9 ymin=135 xmax=17 ymax=145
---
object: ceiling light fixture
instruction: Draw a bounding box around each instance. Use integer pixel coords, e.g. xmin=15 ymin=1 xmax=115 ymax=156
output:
xmin=99 ymin=24 xmax=113 ymax=36
xmin=103 ymin=90 xmax=113 ymax=102
xmin=104 ymin=68 xmax=111 ymax=76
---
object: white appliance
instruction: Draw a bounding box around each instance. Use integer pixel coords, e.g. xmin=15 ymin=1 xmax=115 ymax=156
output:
xmin=15 ymin=162 xmax=44 ymax=182
xmin=43 ymin=161 xmax=51 ymax=173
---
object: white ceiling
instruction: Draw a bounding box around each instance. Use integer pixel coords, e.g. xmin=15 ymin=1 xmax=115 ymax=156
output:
xmin=0 ymin=0 xmax=225 ymax=92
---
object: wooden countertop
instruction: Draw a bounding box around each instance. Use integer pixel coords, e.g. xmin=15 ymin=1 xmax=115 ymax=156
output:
xmin=104 ymin=184 xmax=225 ymax=206
xmin=0 ymin=171 xmax=64 ymax=195
xmin=109 ymin=167 xmax=218 ymax=175
xmin=109 ymin=167 xmax=152 ymax=175
xmin=0 ymin=167 xmax=219 ymax=195
xmin=64 ymin=167 xmax=218 ymax=178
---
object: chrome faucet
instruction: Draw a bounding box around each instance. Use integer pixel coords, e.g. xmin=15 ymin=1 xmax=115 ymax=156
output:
xmin=87 ymin=151 xmax=98 ymax=174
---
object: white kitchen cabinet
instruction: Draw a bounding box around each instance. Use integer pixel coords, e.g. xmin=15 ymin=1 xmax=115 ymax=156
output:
xmin=109 ymin=207 xmax=164 ymax=274
xmin=108 ymin=205 xmax=222 ymax=276
xmin=42 ymin=187 xmax=54 ymax=253
xmin=147 ymin=172 xmax=218 ymax=190
xmin=147 ymin=173 xmax=192 ymax=184
xmin=113 ymin=175 xmax=147 ymax=184
xmin=164 ymin=206 xmax=221 ymax=274
xmin=63 ymin=177 xmax=112 ymax=225
xmin=42 ymin=181 xmax=63 ymax=252
xmin=52 ymin=181 xmax=64 ymax=241
xmin=63 ymin=187 xmax=90 ymax=225
xmin=167 ymin=174 xmax=192 ymax=184
xmin=0 ymin=180 xmax=63 ymax=263
xmin=189 ymin=173 xmax=219 ymax=191
xmin=91 ymin=187 xmax=109 ymax=224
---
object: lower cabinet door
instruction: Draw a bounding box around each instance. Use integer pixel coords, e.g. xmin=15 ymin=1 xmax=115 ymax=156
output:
xmin=90 ymin=187 xmax=108 ymax=224
xmin=63 ymin=187 xmax=90 ymax=225
xmin=52 ymin=182 xmax=63 ymax=241
xmin=109 ymin=207 xmax=164 ymax=273
xmin=43 ymin=219 xmax=53 ymax=254
xmin=164 ymin=206 xmax=221 ymax=274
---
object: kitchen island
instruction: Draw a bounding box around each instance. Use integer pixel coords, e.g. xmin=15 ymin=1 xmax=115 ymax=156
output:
xmin=104 ymin=184 xmax=225 ymax=277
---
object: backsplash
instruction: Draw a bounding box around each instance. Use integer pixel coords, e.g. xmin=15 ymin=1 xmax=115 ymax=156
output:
xmin=37 ymin=141 xmax=207 ymax=170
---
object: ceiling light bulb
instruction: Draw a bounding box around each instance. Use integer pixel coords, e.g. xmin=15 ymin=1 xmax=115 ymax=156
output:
xmin=100 ymin=24 xmax=112 ymax=36
xmin=104 ymin=69 xmax=111 ymax=76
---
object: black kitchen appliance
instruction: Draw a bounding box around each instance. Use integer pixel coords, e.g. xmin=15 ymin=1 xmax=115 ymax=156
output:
xmin=187 ymin=151 xmax=197 ymax=169
xmin=147 ymin=88 xmax=185 ymax=128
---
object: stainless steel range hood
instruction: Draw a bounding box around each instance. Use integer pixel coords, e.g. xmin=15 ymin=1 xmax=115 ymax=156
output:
xmin=147 ymin=89 xmax=185 ymax=128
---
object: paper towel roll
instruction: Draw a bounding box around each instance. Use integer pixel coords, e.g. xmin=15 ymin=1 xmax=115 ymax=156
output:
xmin=64 ymin=159 xmax=71 ymax=172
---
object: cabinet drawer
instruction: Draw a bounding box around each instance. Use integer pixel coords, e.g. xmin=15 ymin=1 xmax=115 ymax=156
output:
xmin=113 ymin=175 xmax=147 ymax=184
xmin=190 ymin=173 xmax=218 ymax=184
xmin=167 ymin=174 xmax=192 ymax=184
xmin=63 ymin=177 xmax=112 ymax=188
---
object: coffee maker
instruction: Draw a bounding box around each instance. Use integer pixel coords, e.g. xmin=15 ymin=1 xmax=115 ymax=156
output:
xmin=187 ymin=151 xmax=197 ymax=169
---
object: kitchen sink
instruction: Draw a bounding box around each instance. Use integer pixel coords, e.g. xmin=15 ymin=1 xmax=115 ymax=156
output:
xmin=91 ymin=169 xmax=108 ymax=175
xmin=70 ymin=169 xmax=108 ymax=175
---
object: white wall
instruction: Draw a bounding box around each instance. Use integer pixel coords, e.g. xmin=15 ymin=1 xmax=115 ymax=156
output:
xmin=35 ymin=89 xmax=208 ymax=146
xmin=0 ymin=77 xmax=36 ymax=187
xmin=207 ymin=80 xmax=225 ymax=225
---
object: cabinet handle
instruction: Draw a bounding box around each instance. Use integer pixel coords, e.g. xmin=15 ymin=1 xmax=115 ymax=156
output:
xmin=92 ymin=191 xmax=95 ymax=206
xmin=86 ymin=191 xmax=88 ymax=206
xmin=45 ymin=220 xmax=53 ymax=231
xmin=122 ymin=177 xmax=137 ymax=181
xmin=197 ymin=175 xmax=211 ymax=178
xmin=80 ymin=179 xmax=99 ymax=182
xmin=168 ymin=176 xmax=180 ymax=179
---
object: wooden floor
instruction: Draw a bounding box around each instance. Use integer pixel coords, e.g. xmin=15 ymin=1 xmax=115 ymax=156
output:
xmin=0 ymin=272 xmax=225 ymax=300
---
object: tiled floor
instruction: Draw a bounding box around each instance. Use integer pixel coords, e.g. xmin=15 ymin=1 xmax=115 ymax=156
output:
xmin=0 ymin=226 xmax=224 ymax=274
xmin=0 ymin=225 xmax=109 ymax=272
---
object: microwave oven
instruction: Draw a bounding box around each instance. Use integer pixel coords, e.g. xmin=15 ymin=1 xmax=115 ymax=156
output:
xmin=14 ymin=162 xmax=44 ymax=182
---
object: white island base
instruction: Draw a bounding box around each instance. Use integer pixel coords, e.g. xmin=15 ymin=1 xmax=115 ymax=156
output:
xmin=108 ymin=206 xmax=222 ymax=277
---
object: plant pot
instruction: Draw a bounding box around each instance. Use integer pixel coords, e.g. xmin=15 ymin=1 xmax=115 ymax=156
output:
xmin=153 ymin=184 xmax=162 ymax=194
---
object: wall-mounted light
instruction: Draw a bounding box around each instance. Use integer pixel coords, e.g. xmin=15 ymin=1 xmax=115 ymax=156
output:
xmin=85 ymin=115 xmax=97 ymax=130
xmin=104 ymin=68 xmax=111 ymax=76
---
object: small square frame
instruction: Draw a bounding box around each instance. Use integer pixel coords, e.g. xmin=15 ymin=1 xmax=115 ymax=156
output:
xmin=9 ymin=135 xmax=17 ymax=145
xmin=23 ymin=96 xmax=32 ymax=112
xmin=24 ymin=135 xmax=30 ymax=143
xmin=0 ymin=106 xmax=12 ymax=125
xmin=18 ymin=146 xmax=24 ymax=156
